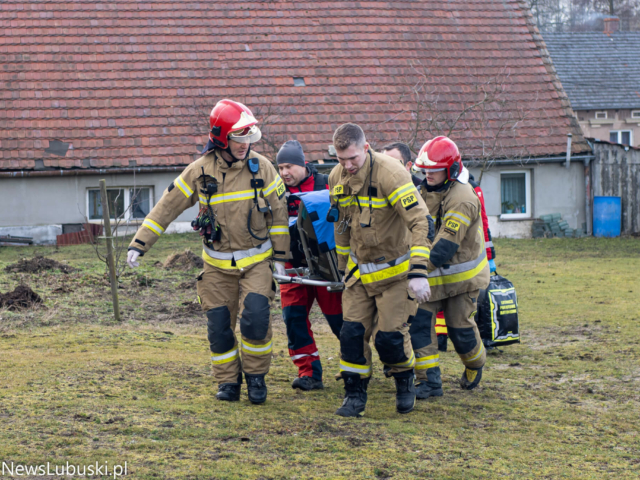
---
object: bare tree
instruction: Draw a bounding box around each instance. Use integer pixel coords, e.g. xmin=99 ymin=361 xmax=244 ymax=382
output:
xmin=527 ymin=0 xmax=640 ymax=31
xmin=81 ymin=182 xmax=147 ymax=278
xmin=370 ymin=62 xmax=532 ymax=185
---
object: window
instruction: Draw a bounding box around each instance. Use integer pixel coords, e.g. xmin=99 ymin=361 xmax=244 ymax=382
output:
xmin=609 ymin=130 xmax=632 ymax=145
xmin=632 ymin=110 xmax=640 ymax=119
xmin=595 ymin=111 xmax=607 ymax=119
xmin=87 ymin=187 xmax=153 ymax=221
xmin=293 ymin=77 xmax=306 ymax=87
xmin=500 ymin=171 xmax=531 ymax=220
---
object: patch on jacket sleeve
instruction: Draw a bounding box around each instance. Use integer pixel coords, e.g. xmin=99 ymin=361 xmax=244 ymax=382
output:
xmin=400 ymin=192 xmax=418 ymax=210
xmin=444 ymin=219 xmax=461 ymax=235
xmin=276 ymin=182 xmax=286 ymax=198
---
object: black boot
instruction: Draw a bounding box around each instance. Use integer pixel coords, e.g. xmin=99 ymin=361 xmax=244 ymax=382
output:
xmin=460 ymin=366 xmax=483 ymax=390
xmin=335 ymin=372 xmax=369 ymax=418
xmin=393 ymin=370 xmax=416 ymax=414
xmin=245 ymin=373 xmax=268 ymax=404
xmin=215 ymin=372 xmax=242 ymax=401
xmin=215 ymin=383 xmax=241 ymax=401
xmin=416 ymin=366 xmax=443 ymax=399
xmin=438 ymin=334 xmax=448 ymax=352
xmin=292 ymin=376 xmax=324 ymax=391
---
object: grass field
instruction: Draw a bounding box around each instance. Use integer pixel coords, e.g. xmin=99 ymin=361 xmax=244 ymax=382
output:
xmin=1 ymin=235 xmax=639 ymax=479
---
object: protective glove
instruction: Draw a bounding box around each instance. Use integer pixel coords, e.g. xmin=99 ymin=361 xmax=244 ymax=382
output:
xmin=488 ymin=259 xmax=496 ymax=274
xmin=274 ymin=262 xmax=286 ymax=277
xmin=408 ymin=277 xmax=431 ymax=304
xmin=127 ymin=249 xmax=140 ymax=268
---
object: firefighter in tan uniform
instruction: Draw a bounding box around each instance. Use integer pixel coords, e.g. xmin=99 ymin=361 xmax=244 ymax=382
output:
xmin=126 ymin=99 xmax=289 ymax=404
xmin=328 ymin=124 xmax=434 ymax=417
xmin=410 ymin=136 xmax=490 ymax=396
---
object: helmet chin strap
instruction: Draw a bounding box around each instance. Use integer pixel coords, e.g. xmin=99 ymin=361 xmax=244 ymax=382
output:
xmin=223 ymin=145 xmax=252 ymax=163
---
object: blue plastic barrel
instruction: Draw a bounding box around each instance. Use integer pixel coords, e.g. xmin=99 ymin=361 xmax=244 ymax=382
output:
xmin=593 ymin=196 xmax=621 ymax=237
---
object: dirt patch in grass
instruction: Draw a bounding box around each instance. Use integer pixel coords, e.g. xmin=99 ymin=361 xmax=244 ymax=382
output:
xmin=163 ymin=249 xmax=203 ymax=270
xmin=4 ymin=255 xmax=74 ymax=274
xmin=0 ymin=285 xmax=43 ymax=310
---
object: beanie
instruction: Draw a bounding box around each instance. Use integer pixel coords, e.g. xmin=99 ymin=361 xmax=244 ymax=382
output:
xmin=276 ymin=140 xmax=306 ymax=167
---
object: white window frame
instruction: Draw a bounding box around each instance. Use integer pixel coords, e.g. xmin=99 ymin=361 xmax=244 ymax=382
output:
xmin=631 ymin=110 xmax=640 ymax=119
xmin=595 ymin=111 xmax=608 ymax=119
xmin=86 ymin=187 xmax=154 ymax=223
xmin=609 ymin=130 xmax=633 ymax=145
xmin=499 ymin=170 xmax=532 ymax=220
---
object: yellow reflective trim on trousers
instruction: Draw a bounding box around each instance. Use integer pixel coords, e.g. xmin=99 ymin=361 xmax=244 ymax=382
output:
xmin=211 ymin=348 xmax=239 ymax=365
xmin=360 ymin=259 xmax=409 ymax=284
xmin=336 ymin=245 xmax=351 ymax=255
xmin=175 ymin=175 xmax=194 ymax=197
xmin=142 ymin=219 xmax=164 ymax=236
xmin=428 ymin=256 xmax=488 ymax=287
xmin=339 ymin=359 xmax=372 ymax=377
xmin=415 ymin=354 xmax=439 ymax=370
xmin=411 ymin=246 xmax=431 ymax=258
xmin=466 ymin=343 xmax=485 ymax=363
xmin=386 ymin=351 xmax=415 ymax=368
xmin=388 ymin=182 xmax=416 ymax=206
xmin=241 ymin=339 xmax=273 ymax=355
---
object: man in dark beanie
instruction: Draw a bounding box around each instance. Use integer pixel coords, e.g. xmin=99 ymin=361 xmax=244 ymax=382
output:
xmin=276 ymin=140 xmax=344 ymax=391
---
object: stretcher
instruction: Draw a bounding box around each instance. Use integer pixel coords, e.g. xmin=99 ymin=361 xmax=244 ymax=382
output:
xmin=272 ymin=190 xmax=344 ymax=292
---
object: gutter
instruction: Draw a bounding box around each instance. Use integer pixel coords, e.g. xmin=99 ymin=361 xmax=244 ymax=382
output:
xmin=0 ymin=166 xmax=187 ymax=178
xmin=463 ymin=154 xmax=594 ymax=167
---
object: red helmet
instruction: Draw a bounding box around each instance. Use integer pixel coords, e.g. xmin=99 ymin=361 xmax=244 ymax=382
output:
xmin=412 ymin=136 xmax=462 ymax=181
xmin=209 ymin=99 xmax=261 ymax=149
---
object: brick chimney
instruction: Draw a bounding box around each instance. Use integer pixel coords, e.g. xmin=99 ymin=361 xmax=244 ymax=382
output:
xmin=604 ymin=16 xmax=620 ymax=33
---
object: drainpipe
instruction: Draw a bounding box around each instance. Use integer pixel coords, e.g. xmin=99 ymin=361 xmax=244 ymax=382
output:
xmin=565 ymin=133 xmax=572 ymax=169
xmin=584 ymin=157 xmax=592 ymax=235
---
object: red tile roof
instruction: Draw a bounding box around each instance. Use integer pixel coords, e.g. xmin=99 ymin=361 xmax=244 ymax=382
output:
xmin=0 ymin=0 xmax=589 ymax=172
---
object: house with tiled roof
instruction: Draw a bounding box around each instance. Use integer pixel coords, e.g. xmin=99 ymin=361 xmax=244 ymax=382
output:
xmin=544 ymin=19 xmax=640 ymax=148
xmin=1 ymin=0 xmax=594 ymax=243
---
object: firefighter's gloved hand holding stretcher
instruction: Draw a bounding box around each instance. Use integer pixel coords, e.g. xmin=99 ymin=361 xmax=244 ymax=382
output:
xmin=274 ymin=262 xmax=286 ymax=277
xmin=127 ymin=250 xmax=140 ymax=268
xmin=408 ymin=277 xmax=431 ymax=303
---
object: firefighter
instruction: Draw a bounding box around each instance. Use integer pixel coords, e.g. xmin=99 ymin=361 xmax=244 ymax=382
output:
xmin=410 ymin=136 xmax=490 ymax=397
xmin=436 ymin=172 xmax=497 ymax=352
xmin=381 ymin=142 xmax=422 ymax=187
xmin=126 ymin=99 xmax=289 ymax=404
xmin=276 ymin=140 xmax=344 ymax=391
xmin=329 ymin=124 xmax=433 ymax=417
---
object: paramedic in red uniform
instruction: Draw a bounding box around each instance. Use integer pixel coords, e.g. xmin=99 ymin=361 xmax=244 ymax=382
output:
xmin=276 ymin=140 xmax=344 ymax=391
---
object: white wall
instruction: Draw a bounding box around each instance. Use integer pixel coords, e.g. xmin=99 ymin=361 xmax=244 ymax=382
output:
xmin=468 ymin=161 xmax=586 ymax=238
xmin=0 ymin=172 xmax=199 ymax=243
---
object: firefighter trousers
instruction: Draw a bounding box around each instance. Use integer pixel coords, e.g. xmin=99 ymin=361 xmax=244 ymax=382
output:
xmin=339 ymin=278 xmax=417 ymax=378
xmin=413 ymin=289 xmax=486 ymax=381
xmin=280 ymin=282 xmax=343 ymax=380
xmin=197 ymin=260 xmax=276 ymax=385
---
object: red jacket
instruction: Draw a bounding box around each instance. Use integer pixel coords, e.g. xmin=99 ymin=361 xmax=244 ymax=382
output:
xmin=469 ymin=178 xmax=496 ymax=260
xmin=285 ymin=164 xmax=329 ymax=217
